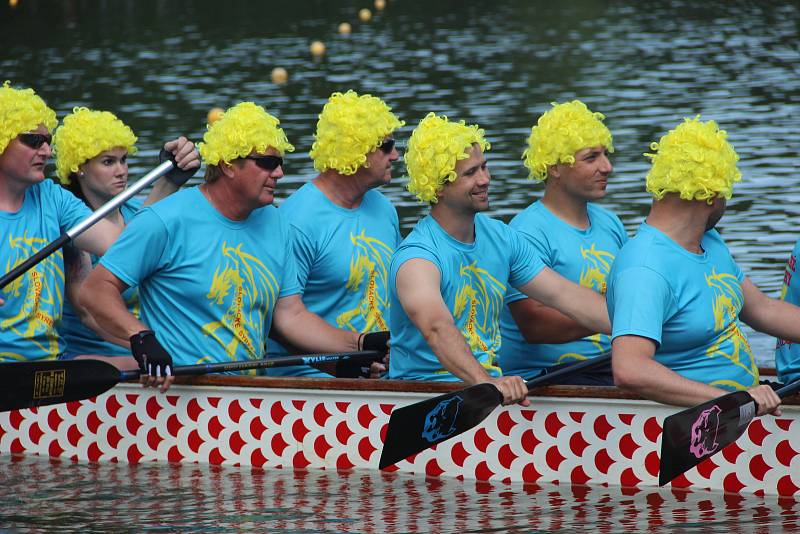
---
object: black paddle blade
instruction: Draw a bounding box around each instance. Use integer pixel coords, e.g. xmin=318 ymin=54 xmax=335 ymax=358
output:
xmin=659 ymin=390 xmax=756 ymax=486
xmin=378 ymin=383 xmax=503 ymax=469
xmin=0 ymin=359 xmax=122 ymax=412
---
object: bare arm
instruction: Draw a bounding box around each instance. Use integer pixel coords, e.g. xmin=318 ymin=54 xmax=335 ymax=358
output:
xmin=271 ymin=294 xmax=359 ymax=354
xmin=82 ymin=264 xmax=148 ymax=340
xmin=63 ymin=247 xmax=129 ymax=347
xmin=740 ymin=277 xmax=800 ymax=342
xmin=518 ymin=267 xmax=610 ymax=334
xmin=72 ymin=218 xmax=122 ymax=257
xmin=143 ymin=136 xmax=201 ymax=207
xmin=612 ymin=334 xmax=781 ymax=415
xmin=509 ymin=297 xmax=594 ymax=344
xmin=395 ymin=259 xmax=529 ymax=405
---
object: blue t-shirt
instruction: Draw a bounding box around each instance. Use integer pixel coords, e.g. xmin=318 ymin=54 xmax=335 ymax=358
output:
xmin=0 ymin=179 xmax=92 ymax=362
xmin=499 ymin=202 xmax=627 ymax=377
xmin=776 ymin=239 xmax=800 ymax=384
xmin=387 ymin=213 xmax=546 ymax=381
xmin=60 ymin=199 xmax=142 ymax=358
xmin=100 ymin=187 xmax=301 ymax=369
xmin=607 ymin=222 xmax=759 ymax=391
xmin=269 ymin=182 xmax=401 ymax=377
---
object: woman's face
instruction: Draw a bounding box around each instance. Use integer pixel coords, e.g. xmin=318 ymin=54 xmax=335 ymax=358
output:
xmin=78 ymin=147 xmax=129 ymax=200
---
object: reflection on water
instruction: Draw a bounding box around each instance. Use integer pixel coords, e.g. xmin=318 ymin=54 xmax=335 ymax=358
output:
xmin=0 ymin=455 xmax=797 ymax=533
xmin=2 ymin=0 xmax=799 ymax=360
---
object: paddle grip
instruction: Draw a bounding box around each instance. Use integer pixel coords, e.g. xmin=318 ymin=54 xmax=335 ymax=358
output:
xmin=0 ymin=234 xmax=70 ymax=290
xmin=117 ymin=351 xmax=382 ymax=381
xmin=159 ymin=148 xmax=197 ymax=186
xmin=523 ymin=353 xmax=612 ymax=390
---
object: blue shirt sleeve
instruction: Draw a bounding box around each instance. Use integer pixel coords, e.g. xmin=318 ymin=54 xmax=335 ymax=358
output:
xmin=608 ymin=266 xmax=676 ymax=346
xmin=390 ymin=243 xmax=442 ymax=282
xmin=277 ymin=217 xmax=301 ymax=298
xmin=99 ymin=208 xmax=170 ymax=288
xmin=507 ymin=227 xmax=546 ymax=289
xmin=505 ymin=226 xmax=551 ymax=304
xmin=49 ymin=180 xmax=92 ymax=232
xmin=289 ymin=224 xmax=316 ymax=291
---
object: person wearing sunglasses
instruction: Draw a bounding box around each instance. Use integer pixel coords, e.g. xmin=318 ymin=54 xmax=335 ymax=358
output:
xmin=498 ymin=101 xmax=626 ymax=386
xmin=83 ymin=102 xmax=385 ymax=389
xmin=268 ymin=90 xmax=403 ymax=378
xmin=0 ymin=83 xmax=124 ymax=364
xmin=52 ymin=107 xmax=199 ymax=366
xmin=386 ymin=113 xmax=611 ymax=406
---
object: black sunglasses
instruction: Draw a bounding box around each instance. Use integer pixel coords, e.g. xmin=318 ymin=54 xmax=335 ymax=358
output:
xmin=18 ymin=133 xmax=52 ymax=150
xmin=379 ymin=138 xmax=396 ymax=154
xmin=244 ymin=155 xmax=283 ymax=171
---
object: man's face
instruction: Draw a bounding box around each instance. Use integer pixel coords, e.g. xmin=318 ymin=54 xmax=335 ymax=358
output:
xmin=361 ymin=136 xmax=399 ymax=186
xmin=0 ymin=124 xmax=52 ymax=186
xmin=229 ymin=147 xmax=284 ymax=208
xmin=549 ymin=145 xmax=612 ymax=202
xmin=438 ymin=143 xmax=490 ymax=213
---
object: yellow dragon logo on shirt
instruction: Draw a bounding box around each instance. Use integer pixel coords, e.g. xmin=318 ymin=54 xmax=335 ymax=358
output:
xmin=1 ymin=232 xmax=62 ymax=361
xmin=201 ymin=242 xmax=278 ymax=370
xmin=704 ymin=268 xmax=758 ymax=389
xmin=451 ymin=261 xmax=506 ymax=374
xmin=556 ymin=243 xmax=615 ymax=364
xmin=335 ymin=230 xmax=393 ymax=333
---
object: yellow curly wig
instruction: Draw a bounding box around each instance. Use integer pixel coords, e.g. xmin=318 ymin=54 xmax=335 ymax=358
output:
xmin=0 ymin=81 xmax=57 ymax=155
xmin=52 ymin=107 xmax=138 ymax=184
xmin=198 ymin=102 xmax=294 ymax=166
xmin=309 ymin=90 xmax=404 ymax=175
xmin=522 ymin=100 xmax=614 ymax=182
xmin=645 ymin=116 xmax=741 ymax=202
xmin=405 ymin=113 xmax=490 ymax=203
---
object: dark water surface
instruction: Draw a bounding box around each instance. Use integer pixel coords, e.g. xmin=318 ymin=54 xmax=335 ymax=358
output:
xmin=2 ymin=0 xmax=799 ymax=530
xmin=0 ymin=455 xmax=798 ymax=533
xmin=2 ymin=0 xmax=799 ymax=359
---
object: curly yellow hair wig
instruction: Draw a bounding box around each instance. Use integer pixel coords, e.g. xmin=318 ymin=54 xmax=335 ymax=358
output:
xmin=645 ymin=116 xmax=741 ymax=202
xmin=198 ymin=102 xmax=294 ymax=166
xmin=309 ymin=90 xmax=404 ymax=175
xmin=405 ymin=113 xmax=490 ymax=203
xmin=522 ymin=100 xmax=614 ymax=182
xmin=52 ymin=108 xmax=138 ymax=184
xmin=0 ymin=81 xmax=57 ymax=155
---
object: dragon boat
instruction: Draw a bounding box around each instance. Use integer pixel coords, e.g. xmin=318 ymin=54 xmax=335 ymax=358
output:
xmin=1 ymin=374 xmax=798 ymax=497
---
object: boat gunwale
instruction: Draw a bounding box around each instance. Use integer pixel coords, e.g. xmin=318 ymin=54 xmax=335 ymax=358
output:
xmin=170 ymin=368 xmax=800 ymax=405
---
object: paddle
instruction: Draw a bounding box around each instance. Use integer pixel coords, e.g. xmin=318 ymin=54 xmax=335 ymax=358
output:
xmin=0 ymin=159 xmax=175 ymax=290
xmin=0 ymin=350 xmax=382 ymax=413
xmin=378 ymin=353 xmax=612 ymax=469
xmin=658 ymin=378 xmax=800 ymax=486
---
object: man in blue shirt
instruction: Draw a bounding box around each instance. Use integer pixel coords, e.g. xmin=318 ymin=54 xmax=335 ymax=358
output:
xmin=499 ymin=101 xmax=626 ymax=383
xmin=608 ymin=117 xmax=794 ymax=415
xmin=388 ymin=113 xmax=611 ymax=405
xmin=272 ymin=91 xmax=403 ymax=377
xmin=83 ymin=102 xmax=386 ymax=390
xmin=776 ymin=243 xmax=800 ymax=384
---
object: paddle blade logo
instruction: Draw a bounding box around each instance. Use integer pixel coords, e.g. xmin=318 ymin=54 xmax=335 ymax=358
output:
xmin=689 ymin=405 xmax=722 ymax=458
xmin=422 ymin=395 xmax=463 ymax=443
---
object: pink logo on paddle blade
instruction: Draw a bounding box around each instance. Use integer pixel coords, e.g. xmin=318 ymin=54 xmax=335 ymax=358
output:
xmin=689 ymin=405 xmax=722 ymax=458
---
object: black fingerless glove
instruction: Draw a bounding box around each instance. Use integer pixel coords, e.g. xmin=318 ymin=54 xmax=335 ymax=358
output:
xmin=359 ymin=330 xmax=390 ymax=353
xmin=159 ymin=147 xmax=197 ymax=186
xmin=130 ymin=330 xmax=173 ymax=377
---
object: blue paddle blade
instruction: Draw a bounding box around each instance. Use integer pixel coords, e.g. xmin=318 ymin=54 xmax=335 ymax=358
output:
xmin=659 ymin=390 xmax=756 ymax=486
xmin=378 ymin=382 xmax=503 ymax=469
xmin=0 ymin=359 xmax=123 ymax=412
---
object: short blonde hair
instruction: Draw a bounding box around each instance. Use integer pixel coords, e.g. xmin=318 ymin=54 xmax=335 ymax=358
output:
xmin=0 ymin=81 xmax=57 ymax=155
xmin=198 ymin=102 xmax=294 ymax=166
xmin=522 ymin=100 xmax=613 ymax=182
xmin=309 ymin=90 xmax=404 ymax=175
xmin=645 ymin=116 xmax=740 ymax=202
xmin=405 ymin=113 xmax=490 ymax=203
xmin=53 ymin=107 xmax=138 ymax=184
